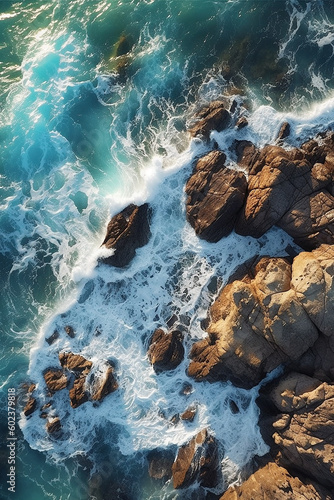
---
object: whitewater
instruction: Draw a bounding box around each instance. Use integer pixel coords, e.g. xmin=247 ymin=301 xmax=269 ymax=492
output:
xmin=1 ymin=0 xmax=334 ymax=498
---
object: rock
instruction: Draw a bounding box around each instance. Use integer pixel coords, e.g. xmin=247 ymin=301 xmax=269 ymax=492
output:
xmin=219 ymin=462 xmax=332 ymax=500
xmin=180 ymin=407 xmax=197 ymax=422
xmin=235 ymin=140 xmax=334 ymax=249
xmin=46 ymin=417 xmax=61 ymax=434
xmin=147 ymin=449 xmax=174 ymax=481
xmin=172 ymin=429 xmax=220 ymax=489
xmin=236 ymin=116 xmax=248 ymax=129
xmin=234 ymin=140 xmax=259 ymax=172
xmin=188 ymin=255 xmax=319 ymax=388
xmin=64 ymin=325 xmax=75 ymax=338
xmin=44 ymin=369 xmax=68 ymax=392
xmin=69 ymin=376 xmax=89 ymax=408
xmin=24 ymin=397 xmax=37 ymax=417
xmin=46 ymin=330 xmax=59 ymax=345
xmin=188 ymin=101 xmax=231 ymax=139
xmin=101 ymin=203 xmax=151 ymax=267
xmin=185 ymin=151 xmax=247 ymax=242
xmin=291 ymin=244 xmax=334 ymax=336
xmin=148 ymin=329 xmax=184 ymax=373
xmin=293 ymin=333 xmax=334 ymax=382
xmin=267 ymin=377 xmax=334 ymax=489
xmin=277 ymin=121 xmax=291 ymax=142
xmin=90 ymin=364 xmax=118 ymax=401
xmin=59 ymin=352 xmax=92 ymax=375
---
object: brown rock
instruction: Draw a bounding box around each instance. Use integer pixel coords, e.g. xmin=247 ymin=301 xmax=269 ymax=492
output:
xmin=90 ymin=365 xmax=118 ymax=401
xmin=185 ymin=151 xmax=247 ymax=242
xmin=236 ymin=116 xmax=248 ymax=129
xmin=24 ymin=397 xmax=37 ymax=417
xmin=268 ymin=378 xmax=334 ymax=489
xmin=101 ymin=203 xmax=151 ymax=267
xmin=69 ymin=376 xmax=89 ymax=408
xmin=44 ymin=369 xmax=68 ymax=392
xmin=59 ymin=352 xmax=92 ymax=375
xmin=277 ymin=121 xmax=291 ymax=142
xmin=148 ymin=329 xmax=184 ymax=373
xmin=188 ymin=101 xmax=231 ymax=139
xmin=188 ymin=256 xmax=319 ymax=388
xmin=46 ymin=417 xmax=61 ymax=434
xmin=291 ymin=244 xmax=334 ymax=336
xmin=172 ymin=429 xmax=219 ymax=489
xmin=219 ymin=462 xmax=332 ymax=500
xmin=235 ymin=140 xmax=334 ymax=249
xmin=180 ymin=407 xmax=197 ymax=422
xmin=234 ymin=140 xmax=259 ymax=172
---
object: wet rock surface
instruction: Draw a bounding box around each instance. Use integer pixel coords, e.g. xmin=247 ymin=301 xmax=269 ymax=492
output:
xmin=188 ymin=101 xmax=231 ymax=139
xmin=185 ymin=151 xmax=247 ymax=242
xmin=101 ymin=203 xmax=151 ymax=267
xmin=148 ymin=328 xmax=185 ymax=372
xmin=172 ymin=429 xmax=220 ymax=489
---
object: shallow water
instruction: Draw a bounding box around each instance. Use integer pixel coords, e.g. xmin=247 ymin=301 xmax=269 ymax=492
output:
xmin=1 ymin=1 xmax=334 ymax=498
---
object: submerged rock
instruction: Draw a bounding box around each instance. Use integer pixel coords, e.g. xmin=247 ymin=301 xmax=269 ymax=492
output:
xmin=189 ymin=246 xmax=334 ymax=388
xmin=188 ymin=101 xmax=231 ymax=139
xmin=101 ymin=203 xmax=151 ymax=267
xmin=148 ymin=328 xmax=184 ymax=373
xmin=172 ymin=429 xmax=220 ymax=489
xmin=220 ymin=461 xmax=332 ymax=500
xmin=147 ymin=449 xmax=174 ymax=481
xmin=185 ymin=151 xmax=247 ymax=242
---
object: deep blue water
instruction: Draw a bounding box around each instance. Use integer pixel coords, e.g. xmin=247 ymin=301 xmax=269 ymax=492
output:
xmin=1 ymin=1 xmax=334 ymax=498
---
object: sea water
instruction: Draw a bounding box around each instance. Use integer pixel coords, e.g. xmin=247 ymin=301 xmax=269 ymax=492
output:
xmin=1 ymin=1 xmax=334 ymax=499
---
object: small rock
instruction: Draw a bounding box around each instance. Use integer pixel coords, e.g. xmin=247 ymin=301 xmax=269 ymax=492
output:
xmin=180 ymin=407 xmax=197 ymax=422
xmin=236 ymin=116 xmax=248 ymax=129
xmin=148 ymin=329 xmax=184 ymax=373
xmin=45 ymin=330 xmax=59 ymax=345
xmin=64 ymin=325 xmax=75 ymax=338
xmin=46 ymin=417 xmax=61 ymax=434
xmin=44 ymin=369 xmax=68 ymax=392
xmin=24 ymin=397 xmax=37 ymax=417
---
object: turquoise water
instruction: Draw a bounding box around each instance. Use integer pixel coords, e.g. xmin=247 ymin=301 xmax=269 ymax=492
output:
xmin=1 ymin=1 xmax=334 ymax=499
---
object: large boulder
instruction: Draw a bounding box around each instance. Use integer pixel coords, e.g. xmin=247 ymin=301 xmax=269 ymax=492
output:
xmin=185 ymin=151 xmax=247 ymax=242
xmin=59 ymin=352 xmax=92 ymax=375
xmin=90 ymin=364 xmax=118 ymax=401
xmin=188 ymin=255 xmax=320 ymax=388
xmin=235 ymin=136 xmax=334 ymax=250
xmin=188 ymin=101 xmax=231 ymax=139
xmin=69 ymin=376 xmax=89 ymax=408
xmin=265 ymin=373 xmax=334 ymax=490
xmin=148 ymin=329 xmax=184 ymax=373
xmin=172 ymin=429 xmax=220 ymax=489
xmin=101 ymin=203 xmax=151 ymax=267
xmin=44 ymin=369 xmax=68 ymax=392
xmin=219 ymin=461 xmax=332 ymax=500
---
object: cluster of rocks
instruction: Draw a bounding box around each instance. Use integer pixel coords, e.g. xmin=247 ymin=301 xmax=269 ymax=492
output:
xmin=24 ymin=351 xmax=118 ymax=435
xmin=186 ymin=102 xmax=334 ymax=250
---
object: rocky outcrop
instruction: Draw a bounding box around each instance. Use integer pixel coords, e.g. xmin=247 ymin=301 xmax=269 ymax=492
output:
xmin=188 ymin=101 xmax=231 ymax=139
xmin=69 ymin=377 xmax=89 ymax=408
xmin=267 ymin=374 xmax=334 ymax=489
xmin=220 ymin=461 xmax=332 ymax=500
xmin=186 ymin=131 xmax=334 ymax=249
xmin=172 ymin=429 xmax=220 ymax=489
xmin=90 ymin=364 xmax=118 ymax=401
xmin=46 ymin=417 xmax=61 ymax=435
xmin=188 ymin=245 xmax=334 ymax=388
xmin=101 ymin=203 xmax=151 ymax=267
xmin=59 ymin=352 xmax=92 ymax=375
xmin=44 ymin=369 xmax=68 ymax=392
xmin=185 ymin=151 xmax=247 ymax=242
xmin=23 ymin=397 xmax=37 ymax=417
xmin=148 ymin=329 xmax=184 ymax=373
